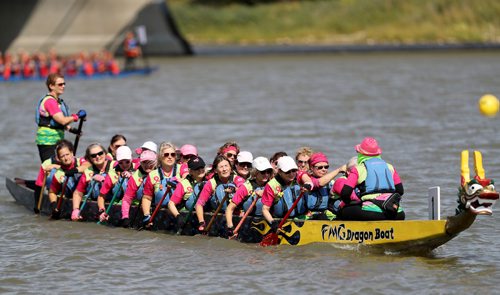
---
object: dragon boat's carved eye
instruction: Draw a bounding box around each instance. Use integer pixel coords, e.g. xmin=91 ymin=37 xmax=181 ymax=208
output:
xmin=467 ymin=183 xmax=483 ymax=195
xmin=487 ymin=184 xmax=495 ymax=191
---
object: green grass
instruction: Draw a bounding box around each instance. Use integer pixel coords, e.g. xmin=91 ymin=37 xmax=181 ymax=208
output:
xmin=169 ymin=0 xmax=500 ymax=45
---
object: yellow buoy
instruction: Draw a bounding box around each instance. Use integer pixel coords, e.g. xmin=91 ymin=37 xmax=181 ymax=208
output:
xmin=478 ymin=94 xmax=499 ymax=117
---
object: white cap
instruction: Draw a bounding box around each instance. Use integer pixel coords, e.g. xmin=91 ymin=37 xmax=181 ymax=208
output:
xmin=253 ymin=157 xmax=272 ymax=171
xmin=277 ymin=156 xmax=298 ymax=172
xmin=141 ymin=141 xmax=157 ymax=153
xmin=116 ymin=146 xmax=132 ymax=161
xmin=237 ymin=151 xmax=253 ymax=164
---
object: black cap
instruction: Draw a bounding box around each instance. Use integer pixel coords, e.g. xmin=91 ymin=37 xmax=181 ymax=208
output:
xmin=188 ymin=156 xmax=205 ymax=170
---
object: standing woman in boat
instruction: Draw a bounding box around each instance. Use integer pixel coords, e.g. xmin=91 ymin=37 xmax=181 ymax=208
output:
xmin=47 ymin=140 xmax=90 ymax=218
xmin=120 ymin=149 xmax=157 ymax=228
xmin=71 ymin=143 xmax=114 ymax=220
xmin=195 ymin=155 xmax=246 ymax=232
xmin=335 ymin=137 xmax=405 ymax=220
xmin=168 ymin=156 xmax=207 ymax=231
xmin=97 ymin=146 xmax=134 ymax=222
xmin=297 ymin=152 xmax=346 ymax=219
xmin=35 ymin=73 xmax=86 ymax=162
xmin=141 ymin=142 xmax=182 ymax=227
xmin=225 ymin=156 xmax=273 ymax=236
xmin=261 ymin=156 xmax=305 ymax=229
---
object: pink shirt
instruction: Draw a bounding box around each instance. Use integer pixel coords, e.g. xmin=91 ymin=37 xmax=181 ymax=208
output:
xmin=196 ymin=175 xmax=245 ymax=207
xmin=261 ymin=184 xmax=276 ymax=207
xmin=231 ymin=185 xmax=250 ymax=206
xmin=170 ymin=183 xmax=188 ymax=205
xmin=99 ymin=174 xmax=114 ymax=195
xmin=297 ymin=170 xmax=320 ymax=189
xmin=48 ymin=158 xmax=85 ymax=192
xmin=121 ymin=173 xmax=144 ymax=219
xmin=180 ymin=163 xmax=189 ymax=178
xmin=40 ymin=96 xmax=62 ymax=117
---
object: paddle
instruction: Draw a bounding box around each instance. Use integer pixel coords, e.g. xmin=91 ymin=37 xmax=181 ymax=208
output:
xmin=260 ymin=191 xmax=305 ymax=247
xmin=204 ymin=191 xmax=230 ymax=235
xmin=143 ymin=185 xmax=173 ymax=229
xmin=36 ymin=171 xmax=48 ymax=213
xmin=97 ymin=177 xmax=126 ymax=225
xmin=78 ymin=180 xmax=97 ymax=218
xmin=229 ymin=194 xmax=260 ymax=240
xmin=176 ymin=181 xmax=205 ymax=235
xmin=72 ymin=117 xmax=84 ymax=155
xmin=54 ymin=117 xmax=84 ymax=215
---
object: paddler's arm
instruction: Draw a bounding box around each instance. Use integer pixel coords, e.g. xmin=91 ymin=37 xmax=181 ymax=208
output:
xmin=317 ymin=164 xmax=347 ymax=187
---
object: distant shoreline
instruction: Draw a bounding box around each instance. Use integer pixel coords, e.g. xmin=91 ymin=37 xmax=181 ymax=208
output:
xmin=192 ymin=43 xmax=500 ymax=56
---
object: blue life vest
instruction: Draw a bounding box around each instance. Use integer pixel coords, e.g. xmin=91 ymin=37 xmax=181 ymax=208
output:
xmin=242 ymin=181 xmax=265 ymax=216
xmin=60 ymin=174 xmax=81 ymax=199
xmin=108 ymin=176 xmax=129 ymax=202
xmin=360 ymin=158 xmax=395 ymax=196
xmin=184 ymin=181 xmax=205 ymax=210
xmin=154 ymin=166 xmax=178 ymax=207
xmin=35 ymin=95 xmax=70 ymax=130
xmin=304 ymin=181 xmax=332 ymax=211
xmin=86 ymin=162 xmax=112 ymax=200
xmin=209 ymin=175 xmax=236 ymax=212
xmin=272 ymin=183 xmax=305 ymax=218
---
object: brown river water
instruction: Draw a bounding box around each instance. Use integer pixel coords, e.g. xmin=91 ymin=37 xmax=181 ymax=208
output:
xmin=0 ymin=51 xmax=499 ymax=294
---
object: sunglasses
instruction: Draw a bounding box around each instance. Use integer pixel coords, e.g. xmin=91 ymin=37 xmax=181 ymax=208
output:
xmin=297 ymin=160 xmax=308 ymax=165
xmin=182 ymin=154 xmax=195 ymax=159
xmin=56 ymin=82 xmax=66 ymax=86
xmin=238 ymin=162 xmax=252 ymax=168
xmin=163 ymin=152 xmax=176 ymax=158
xmin=284 ymin=169 xmax=298 ymax=175
xmin=314 ymin=165 xmax=329 ymax=170
xmin=225 ymin=153 xmax=237 ymax=159
xmin=259 ymin=169 xmax=273 ymax=175
xmin=90 ymin=151 xmax=105 ymax=159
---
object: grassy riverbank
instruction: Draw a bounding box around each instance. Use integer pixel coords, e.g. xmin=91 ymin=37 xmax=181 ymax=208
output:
xmin=169 ymin=0 xmax=500 ymax=46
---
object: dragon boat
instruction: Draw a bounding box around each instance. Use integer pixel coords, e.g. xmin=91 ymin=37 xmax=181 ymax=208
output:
xmin=5 ymin=150 xmax=498 ymax=254
xmin=0 ymin=66 xmax=157 ymax=83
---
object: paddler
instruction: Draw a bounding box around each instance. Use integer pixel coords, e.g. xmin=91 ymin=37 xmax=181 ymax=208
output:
xmin=35 ymin=73 xmax=86 ymax=162
xmin=335 ymin=137 xmax=405 ymax=220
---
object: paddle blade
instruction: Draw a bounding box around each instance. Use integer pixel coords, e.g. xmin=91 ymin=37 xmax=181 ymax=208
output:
xmin=260 ymin=233 xmax=279 ymax=247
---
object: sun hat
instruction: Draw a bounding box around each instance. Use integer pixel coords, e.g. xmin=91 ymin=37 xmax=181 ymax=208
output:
xmin=136 ymin=141 xmax=157 ymax=155
xmin=308 ymin=152 xmax=329 ymax=167
xmin=180 ymin=144 xmax=198 ymax=156
xmin=140 ymin=150 xmax=157 ymax=162
xmin=355 ymin=137 xmax=382 ymax=156
xmin=277 ymin=156 xmax=298 ymax=172
xmin=116 ymin=146 xmax=132 ymax=161
xmin=188 ymin=156 xmax=206 ymax=170
xmin=237 ymin=151 xmax=253 ymax=164
xmin=253 ymin=157 xmax=273 ymax=171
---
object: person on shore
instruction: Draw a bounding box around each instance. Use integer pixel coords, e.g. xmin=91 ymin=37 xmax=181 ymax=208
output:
xmin=35 ymin=73 xmax=86 ymax=162
xmin=47 ymin=140 xmax=90 ymax=218
xmin=123 ymin=31 xmax=142 ymax=71
xmin=97 ymin=146 xmax=134 ymax=222
xmin=168 ymin=156 xmax=207 ymax=231
xmin=296 ymin=146 xmax=313 ymax=172
xmin=120 ymin=149 xmax=157 ymax=228
xmin=335 ymin=137 xmax=405 ymax=220
xmin=261 ymin=156 xmax=305 ymax=230
xmin=107 ymin=134 xmax=127 ymax=160
xmin=235 ymin=151 xmax=253 ymax=179
xmin=195 ymin=155 xmax=245 ymax=232
xmin=297 ymin=152 xmax=346 ymax=219
xmin=141 ymin=142 xmax=181 ymax=227
xmin=225 ymin=156 xmax=273 ymax=237
xmin=71 ymin=143 xmax=113 ymax=221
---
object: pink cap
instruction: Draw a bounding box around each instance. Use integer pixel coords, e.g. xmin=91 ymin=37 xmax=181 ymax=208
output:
xmin=309 ymin=152 xmax=329 ymax=167
xmin=116 ymin=146 xmax=132 ymax=161
xmin=355 ymin=137 xmax=382 ymax=156
xmin=180 ymin=144 xmax=198 ymax=156
xmin=140 ymin=150 xmax=157 ymax=162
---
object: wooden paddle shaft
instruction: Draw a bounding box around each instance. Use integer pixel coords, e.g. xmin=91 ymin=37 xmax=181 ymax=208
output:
xmin=233 ymin=195 xmax=259 ymax=235
xmin=205 ymin=192 xmax=229 ymax=233
xmin=37 ymin=172 xmax=48 ymax=211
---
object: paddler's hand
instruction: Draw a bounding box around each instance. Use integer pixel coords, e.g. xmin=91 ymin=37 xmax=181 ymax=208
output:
xmin=92 ymin=174 xmax=105 ymax=183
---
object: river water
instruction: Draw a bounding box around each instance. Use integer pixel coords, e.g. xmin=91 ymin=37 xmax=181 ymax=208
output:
xmin=1 ymin=51 xmax=499 ymax=294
